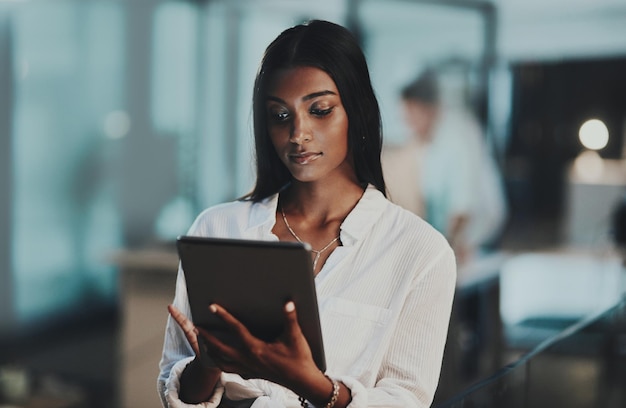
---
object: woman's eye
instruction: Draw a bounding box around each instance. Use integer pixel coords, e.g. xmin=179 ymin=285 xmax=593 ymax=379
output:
xmin=311 ymin=107 xmax=333 ymax=117
xmin=270 ymin=111 xmax=289 ymax=122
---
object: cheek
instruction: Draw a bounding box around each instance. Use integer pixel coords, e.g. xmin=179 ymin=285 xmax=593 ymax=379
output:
xmin=340 ymin=119 xmax=350 ymax=152
xmin=327 ymin=113 xmax=349 ymax=143
xmin=268 ymin=126 xmax=286 ymax=149
xmin=267 ymin=133 xmax=286 ymax=165
xmin=326 ymin=119 xmax=350 ymax=160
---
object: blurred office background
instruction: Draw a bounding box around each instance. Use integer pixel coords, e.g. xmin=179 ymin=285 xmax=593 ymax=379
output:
xmin=0 ymin=0 xmax=625 ymax=407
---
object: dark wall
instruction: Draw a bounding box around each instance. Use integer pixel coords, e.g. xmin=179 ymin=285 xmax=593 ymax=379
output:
xmin=506 ymin=57 xmax=626 ymax=218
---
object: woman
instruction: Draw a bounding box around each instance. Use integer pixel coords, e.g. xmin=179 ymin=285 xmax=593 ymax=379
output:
xmin=158 ymin=20 xmax=456 ymax=408
xmin=396 ymin=69 xmax=507 ymax=265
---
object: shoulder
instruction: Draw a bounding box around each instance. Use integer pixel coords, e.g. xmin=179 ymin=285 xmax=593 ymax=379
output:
xmin=186 ymin=199 xmax=260 ymax=237
xmin=198 ymin=199 xmax=253 ymax=218
xmin=373 ymin=199 xmax=456 ymax=277
xmin=358 ymin=187 xmax=440 ymax=243
xmin=383 ymin=200 xmax=450 ymax=250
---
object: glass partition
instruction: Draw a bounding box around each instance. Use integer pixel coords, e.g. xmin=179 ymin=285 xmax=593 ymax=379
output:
xmin=1 ymin=0 xmax=493 ymax=330
xmin=2 ymin=1 xmax=626 ymax=407
xmin=8 ymin=1 xmax=126 ymax=326
xmin=360 ymin=0 xmax=487 ymax=144
xmin=436 ymin=298 xmax=626 ymax=407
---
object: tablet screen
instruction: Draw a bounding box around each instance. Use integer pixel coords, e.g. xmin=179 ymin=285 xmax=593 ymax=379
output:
xmin=177 ymin=235 xmax=326 ymax=372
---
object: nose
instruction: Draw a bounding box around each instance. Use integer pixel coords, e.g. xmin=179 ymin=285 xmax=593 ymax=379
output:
xmin=289 ymin=115 xmax=312 ymax=145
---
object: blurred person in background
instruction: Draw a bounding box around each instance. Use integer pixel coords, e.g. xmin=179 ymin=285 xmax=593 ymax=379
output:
xmin=384 ymin=69 xmax=507 ymax=266
xmin=158 ymin=20 xmax=456 ymax=408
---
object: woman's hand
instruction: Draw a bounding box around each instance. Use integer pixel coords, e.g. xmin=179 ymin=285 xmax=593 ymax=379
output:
xmin=168 ymin=304 xmax=202 ymax=354
xmin=201 ymin=301 xmax=324 ymax=394
xmin=168 ymin=304 xmax=222 ymax=403
xmin=174 ymin=302 xmax=351 ymax=407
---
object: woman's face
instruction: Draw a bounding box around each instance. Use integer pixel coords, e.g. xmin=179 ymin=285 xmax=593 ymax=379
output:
xmin=265 ymin=66 xmax=355 ymax=184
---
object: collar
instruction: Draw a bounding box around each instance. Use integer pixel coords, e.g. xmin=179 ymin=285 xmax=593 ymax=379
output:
xmin=339 ymin=185 xmax=387 ymax=246
xmin=246 ymin=184 xmax=388 ymax=246
xmin=247 ymin=194 xmax=280 ymax=234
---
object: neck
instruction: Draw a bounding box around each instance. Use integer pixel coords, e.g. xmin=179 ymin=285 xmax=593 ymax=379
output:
xmin=276 ymin=178 xmax=364 ymax=274
xmin=281 ymin=179 xmax=365 ymax=223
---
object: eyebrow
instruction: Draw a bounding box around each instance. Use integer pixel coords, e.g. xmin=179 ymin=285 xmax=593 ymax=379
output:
xmin=266 ymin=90 xmax=337 ymax=104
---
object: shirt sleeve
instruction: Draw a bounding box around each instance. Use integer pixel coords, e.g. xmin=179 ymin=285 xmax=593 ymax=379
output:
xmin=343 ymin=244 xmax=457 ymax=407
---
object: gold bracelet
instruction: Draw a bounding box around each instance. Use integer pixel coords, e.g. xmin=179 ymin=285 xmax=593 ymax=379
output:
xmin=298 ymin=375 xmax=339 ymax=408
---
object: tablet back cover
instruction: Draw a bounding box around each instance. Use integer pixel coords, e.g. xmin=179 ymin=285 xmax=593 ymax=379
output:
xmin=177 ymin=236 xmax=326 ymax=372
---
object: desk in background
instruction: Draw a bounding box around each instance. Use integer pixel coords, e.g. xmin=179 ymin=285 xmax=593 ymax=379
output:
xmin=565 ymin=158 xmax=626 ymax=247
xmin=113 ymin=247 xmax=178 ymax=408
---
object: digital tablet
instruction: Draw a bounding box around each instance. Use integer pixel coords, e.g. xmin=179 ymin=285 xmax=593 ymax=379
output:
xmin=176 ymin=235 xmax=326 ymax=372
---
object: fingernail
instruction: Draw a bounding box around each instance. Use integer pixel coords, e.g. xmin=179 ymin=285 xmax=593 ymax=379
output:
xmin=209 ymin=304 xmax=217 ymax=313
xmin=285 ymin=301 xmax=295 ymax=312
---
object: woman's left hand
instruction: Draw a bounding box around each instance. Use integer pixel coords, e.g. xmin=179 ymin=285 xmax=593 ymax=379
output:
xmin=198 ymin=301 xmax=321 ymax=390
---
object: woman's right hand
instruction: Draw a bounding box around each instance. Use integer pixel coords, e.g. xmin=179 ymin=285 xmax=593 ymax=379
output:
xmin=168 ymin=304 xmax=202 ymax=354
xmin=168 ymin=304 xmax=223 ymax=403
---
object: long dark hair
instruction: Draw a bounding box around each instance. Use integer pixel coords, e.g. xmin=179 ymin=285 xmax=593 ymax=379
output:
xmin=246 ymin=20 xmax=386 ymax=201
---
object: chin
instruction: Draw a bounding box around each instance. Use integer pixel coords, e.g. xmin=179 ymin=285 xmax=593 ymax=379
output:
xmin=290 ymin=174 xmax=321 ymax=184
xmin=284 ymin=164 xmax=319 ymax=182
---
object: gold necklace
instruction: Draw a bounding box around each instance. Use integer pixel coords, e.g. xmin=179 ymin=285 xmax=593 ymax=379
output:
xmin=280 ymin=205 xmax=340 ymax=272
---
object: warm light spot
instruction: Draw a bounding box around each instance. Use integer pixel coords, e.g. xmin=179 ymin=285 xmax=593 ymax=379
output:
xmin=103 ymin=110 xmax=131 ymax=139
xmin=579 ymin=119 xmax=609 ymax=150
xmin=573 ymin=150 xmax=604 ymax=182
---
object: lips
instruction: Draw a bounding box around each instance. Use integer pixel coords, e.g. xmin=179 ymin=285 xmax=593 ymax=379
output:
xmin=289 ymin=152 xmax=322 ymax=165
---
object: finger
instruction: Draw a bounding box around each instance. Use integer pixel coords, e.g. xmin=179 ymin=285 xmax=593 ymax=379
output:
xmin=168 ymin=304 xmax=196 ymax=333
xmin=197 ymin=326 xmax=243 ymax=367
xmin=283 ymin=301 xmax=303 ymax=341
xmin=210 ymin=304 xmax=254 ymax=341
xmin=196 ymin=331 xmax=245 ymax=374
xmin=168 ymin=304 xmax=200 ymax=354
xmin=194 ymin=327 xmax=219 ymax=368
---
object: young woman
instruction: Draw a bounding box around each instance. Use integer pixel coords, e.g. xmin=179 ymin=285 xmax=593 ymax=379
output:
xmin=158 ymin=20 xmax=456 ymax=408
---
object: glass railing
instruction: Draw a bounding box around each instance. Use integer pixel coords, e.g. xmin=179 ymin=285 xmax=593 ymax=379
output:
xmin=436 ymin=296 xmax=626 ymax=407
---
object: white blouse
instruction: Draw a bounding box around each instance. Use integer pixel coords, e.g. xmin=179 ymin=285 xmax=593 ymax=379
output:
xmin=158 ymin=185 xmax=456 ymax=408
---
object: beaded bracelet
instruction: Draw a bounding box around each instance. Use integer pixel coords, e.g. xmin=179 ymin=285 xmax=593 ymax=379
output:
xmin=298 ymin=375 xmax=339 ymax=408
